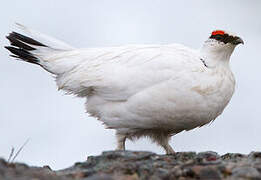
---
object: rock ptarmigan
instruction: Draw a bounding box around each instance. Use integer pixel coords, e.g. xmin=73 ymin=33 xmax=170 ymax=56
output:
xmin=5 ymin=24 xmax=243 ymax=154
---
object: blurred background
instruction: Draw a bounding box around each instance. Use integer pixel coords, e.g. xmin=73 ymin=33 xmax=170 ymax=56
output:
xmin=0 ymin=0 xmax=260 ymax=170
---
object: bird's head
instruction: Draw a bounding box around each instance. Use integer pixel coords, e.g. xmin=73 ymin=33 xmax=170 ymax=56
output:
xmin=200 ymin=30 xmax=244 ymax=66
xmin=208 ymin=30 xmax=244 ymax=46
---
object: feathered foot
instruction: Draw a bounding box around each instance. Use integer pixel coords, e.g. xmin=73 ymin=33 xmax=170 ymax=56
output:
xmin=155 ymin=134 xmax=175 ymax=155
xmin=116 ymin=133 xmax=126 ymax=150
xmin=162 ymin=143 xmax=175 ymax=155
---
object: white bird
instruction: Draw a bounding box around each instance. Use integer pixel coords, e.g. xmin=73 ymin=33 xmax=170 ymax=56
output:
xmin=5 ymin=24 xmax=243 ymax=154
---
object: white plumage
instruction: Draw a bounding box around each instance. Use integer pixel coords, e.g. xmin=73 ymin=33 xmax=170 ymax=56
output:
xmin=5 ymin=25 xmax=243 ymax=154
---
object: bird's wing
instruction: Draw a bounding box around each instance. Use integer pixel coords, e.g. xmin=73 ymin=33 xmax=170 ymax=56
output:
xmin=54 ymin=44 xmax=205 ymax=100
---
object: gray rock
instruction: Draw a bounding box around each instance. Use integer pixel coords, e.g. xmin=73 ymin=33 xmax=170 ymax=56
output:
xmin=232 ymin=166 xmax=261 ymax=179
xmin=1 ymin=151 xmax=261 ymax=179
xmin=198 ymin=167 xmax=222 ymax=180
xmin=248 ymin=152 xmax=261 ymax=160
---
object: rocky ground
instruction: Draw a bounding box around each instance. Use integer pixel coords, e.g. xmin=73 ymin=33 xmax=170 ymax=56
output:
xmin=1 ymin=151 xmax=261 ymax=180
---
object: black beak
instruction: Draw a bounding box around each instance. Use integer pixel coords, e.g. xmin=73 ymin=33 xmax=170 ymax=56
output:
xmin=232 ymin=37 xmax=244 ymax=45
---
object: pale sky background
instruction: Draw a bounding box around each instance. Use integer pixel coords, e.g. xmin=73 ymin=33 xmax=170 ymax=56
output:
xmin=0 ymin=0 xmax=260 ymax=170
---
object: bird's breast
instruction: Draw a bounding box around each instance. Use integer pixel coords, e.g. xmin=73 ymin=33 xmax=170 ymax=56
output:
xmin=184 ymin=68 xmax=235 ymax=127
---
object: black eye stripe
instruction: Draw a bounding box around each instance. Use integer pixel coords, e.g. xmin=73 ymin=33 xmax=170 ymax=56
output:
xmin=212 ymin=34 xmax=223 ymax=40
xmin=210 ymin=34 xmax=238 ymax=44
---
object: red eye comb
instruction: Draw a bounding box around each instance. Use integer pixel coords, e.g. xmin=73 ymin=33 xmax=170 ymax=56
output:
xmin=212 ymin=30 xmax=225 ymax=36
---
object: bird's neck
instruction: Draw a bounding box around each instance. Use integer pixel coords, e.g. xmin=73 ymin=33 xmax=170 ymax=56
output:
xmin=200 ymin=42 xmax=235 ymax=68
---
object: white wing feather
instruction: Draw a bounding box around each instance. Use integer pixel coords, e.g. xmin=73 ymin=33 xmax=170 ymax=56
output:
xmin=53 ymin=44 xmax=203 ymax=101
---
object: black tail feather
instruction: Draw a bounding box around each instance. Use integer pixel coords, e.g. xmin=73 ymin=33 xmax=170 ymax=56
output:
xmin=5 ymin=31 xmax=47 ymax=65
xmin=8 ymin=32 xmax=47 ymax=47
xmin=5 ymin=46 xmax=39 ymax=64
xmin=6 ymin=35 xmax=36 ymax=51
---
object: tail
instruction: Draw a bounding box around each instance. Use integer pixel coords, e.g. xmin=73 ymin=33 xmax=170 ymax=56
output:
xmin=5 ymin=23 xmax=75 ymax=72
xmin=5 ymin=31 xmax=47 ymax=65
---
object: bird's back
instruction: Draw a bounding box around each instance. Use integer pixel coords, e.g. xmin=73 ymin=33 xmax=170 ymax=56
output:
xmin=55 ymin=44 xmax=203 ymax=98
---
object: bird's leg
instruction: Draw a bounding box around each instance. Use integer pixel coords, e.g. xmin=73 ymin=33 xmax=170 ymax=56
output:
xmin=158 ymin=136 xmax=175 ymax=155
xmin=162 ymin=143 xmax=175 ymax=155
xmin=116 ymin=134 xmax=126 ymax=150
